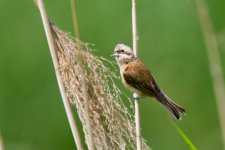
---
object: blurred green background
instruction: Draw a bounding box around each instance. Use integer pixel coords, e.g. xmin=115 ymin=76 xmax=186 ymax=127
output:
xmin=0 ymin=0 xmax=225 ymax=149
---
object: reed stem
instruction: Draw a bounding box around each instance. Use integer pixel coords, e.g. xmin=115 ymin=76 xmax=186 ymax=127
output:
xmin=0 ymin=132 xmax=3 ymax=150
xmin=35 ymin=0 xmax=83 ymax=149
xmin=195 ymin=0 xmax=225 ymax=149
xmin=70 ymin=0 xmax=94 ymax=149
xmin=132 ymin=0 xmax=142 ymax=149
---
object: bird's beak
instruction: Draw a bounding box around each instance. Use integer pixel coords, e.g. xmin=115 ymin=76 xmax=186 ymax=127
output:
xmin=111 ymin=53 xmax=119 ymax=57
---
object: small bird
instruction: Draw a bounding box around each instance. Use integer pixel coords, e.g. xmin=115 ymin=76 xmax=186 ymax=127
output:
xmin=112 ymin=44 xmax=185 ymax=119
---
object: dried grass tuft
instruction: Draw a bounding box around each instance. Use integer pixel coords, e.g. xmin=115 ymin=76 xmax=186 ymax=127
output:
xmin=51 ymin=24 xmax=150 ymax=150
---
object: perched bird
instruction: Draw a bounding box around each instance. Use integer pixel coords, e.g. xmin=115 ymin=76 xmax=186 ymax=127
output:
xmin=112 ymin=44 xmax=185 ymax=119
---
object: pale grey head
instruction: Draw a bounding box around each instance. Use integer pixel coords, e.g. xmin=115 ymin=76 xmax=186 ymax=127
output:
xmin=112 ymin=44 xmax=136 ymax=66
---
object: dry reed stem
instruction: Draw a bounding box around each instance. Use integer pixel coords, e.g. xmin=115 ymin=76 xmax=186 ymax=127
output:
xmin=195 ymin=0 xmax=225 ymax=148
xmin=70 ymin=0 xmax=94 ymax=149
xmin=70 ymin=0 xmax=81 ymax=40
xmin=51 ymin=24 xmax=150 ymax=149
xmin=35 ymin=0 xmax=83 ymax=149
xmin=132 ymin=0 xmax=143 ymax=149
xmin=0 ymin=132 xmax=3 ymax=150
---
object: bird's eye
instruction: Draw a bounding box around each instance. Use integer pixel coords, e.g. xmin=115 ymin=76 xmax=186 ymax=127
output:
xmin=121 ymin=49 xmax=124 ymax=52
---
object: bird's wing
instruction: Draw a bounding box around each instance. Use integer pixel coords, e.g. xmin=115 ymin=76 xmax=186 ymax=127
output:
xmin=123 ymin=59 xmax=156 ymax=96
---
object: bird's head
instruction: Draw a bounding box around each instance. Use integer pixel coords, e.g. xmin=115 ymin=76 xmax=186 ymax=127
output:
xmin=112 ymin=44 xmax=135 ymax=66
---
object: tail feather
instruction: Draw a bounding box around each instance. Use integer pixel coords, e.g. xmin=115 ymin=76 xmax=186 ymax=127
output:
xmin=156 ymin=91 xmax=185 ymax=120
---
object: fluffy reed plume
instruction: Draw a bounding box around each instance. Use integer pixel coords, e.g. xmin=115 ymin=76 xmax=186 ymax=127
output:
xmin=51 ymin=24 xmax=150 ymax=150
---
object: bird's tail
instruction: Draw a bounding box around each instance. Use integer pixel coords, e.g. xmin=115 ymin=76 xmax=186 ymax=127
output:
xmin=155 ymin=90 xmax=185 ymax=120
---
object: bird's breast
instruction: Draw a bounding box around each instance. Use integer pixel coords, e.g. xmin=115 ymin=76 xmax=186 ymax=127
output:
xmin=120 ymin=66 xmax=145 ymax=97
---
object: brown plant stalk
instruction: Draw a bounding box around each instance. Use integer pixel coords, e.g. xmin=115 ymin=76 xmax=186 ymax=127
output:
xmin=0 ymin=132 xmax=3 ymax=150
xmin=132 ymin=0 xmax=143 ymax=149
xmin=70 ymin=0 xmax=94 ymax=149
xmin=195 ymin=0 xmax=225 ymax=149
xmin=34 ymin=0 xmax=83 ymax=149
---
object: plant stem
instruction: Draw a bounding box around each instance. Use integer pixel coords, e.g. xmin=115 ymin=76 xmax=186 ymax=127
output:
xmin=35 ymin=0 xmax=83 ymax=149
xmin=70 ymin=0 xmax=94 ymax=149
xmin=195 ymin=0 xmax=225 ymax=149
xmin=0 ymin=132 xmax=3 ymax=150
xmin=132 ymin=0 xmax=138 ymax=58
xmin=70 ymin=0 xmax=81 ymax=40
xmin=132 ymin=0 xmax=142 ymax=149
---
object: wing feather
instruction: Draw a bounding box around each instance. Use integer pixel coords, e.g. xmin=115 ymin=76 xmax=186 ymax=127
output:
xmin=123 ymin=59 xmax=156 ymax=97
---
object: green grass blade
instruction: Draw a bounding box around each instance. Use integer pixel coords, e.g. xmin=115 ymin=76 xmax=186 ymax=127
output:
xmin=174 ymin=125 xmax=198 ymax=150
